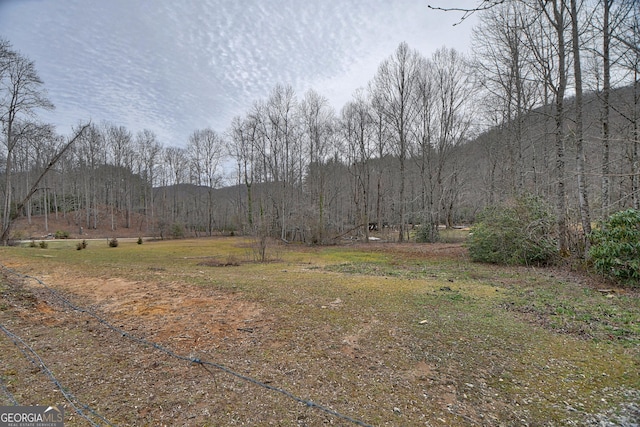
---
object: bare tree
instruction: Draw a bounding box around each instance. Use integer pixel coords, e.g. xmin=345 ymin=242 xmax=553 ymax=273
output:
xmin=135 ymin=129 xmax=162 ymax=232
xmin=341 ymin=90 xmax=374 ymax=242
xmin=0 ymin=40 xmax=53 ymax=244
xmin=518 ymin=0 xmax=571 ymax=254
xmin=15 ymin=123 xmax=58 ymax=230
xmin=626 ymin=1 xmax=640 ymax=209
xmin=411 ymin=54 xmax=440 ymax=241
xmin=606 ymin=0 xmax=640 ymax=210
xmin=598 ymin=0 xmax=614 ymax=217
xmin=445 ymin=0 xmax=575 ymax=253
xmin=368 ymin=84 xmax=392 ymax=236
xmin=256 ymin=84 xmax=299 ymax=240
xmin=299 ymin=89 xmax=336 ymax=243
xmin=159 ymin=146 xmax=189 ymax=228
xmin=371 ymin=42 xmax=423 ymax=241
xmin=76 ymin=123 xmax=105 ymax=229
xmin=473 ymin=2 xmax=541 ymax=195
xmin=229 ymin=114 xmax=258 ymax=231
xmin=1 ymin=40 xmax=54 ymax=242
xmin=187 ymin=127 xmax=224 ymax=235
xmin=569 ymin=0 xmax=592 ymax=241
xmin=429 ymin=48 xmax=474 ymax=234
xmin=104 ymin=123 xmax=134 ymax=230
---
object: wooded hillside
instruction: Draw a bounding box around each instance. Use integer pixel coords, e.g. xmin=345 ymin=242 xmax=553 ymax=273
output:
xmin=2 ymin=1 xmax=639 ymax=251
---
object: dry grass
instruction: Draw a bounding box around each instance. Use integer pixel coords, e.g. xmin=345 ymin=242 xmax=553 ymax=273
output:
xmin=0 ymin=237 xmax=638 ymax=426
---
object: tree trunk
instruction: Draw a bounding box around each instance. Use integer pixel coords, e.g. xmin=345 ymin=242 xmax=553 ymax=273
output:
xmin=634 ymin=71 xmax=639 ymax=210
xmin=571 ymin=0 xmax=592 ymax=247
xmin=552 ymin=0 xmax=569 ymax=255
xmin=602 ymin=0 xmax=612 ymax=218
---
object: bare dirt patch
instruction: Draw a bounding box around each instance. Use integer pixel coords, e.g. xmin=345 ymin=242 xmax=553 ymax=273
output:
xmin=38 ymin=272 xmax=268 ymax=354
xmin=1 ymin=269 xmax=289 ymax=426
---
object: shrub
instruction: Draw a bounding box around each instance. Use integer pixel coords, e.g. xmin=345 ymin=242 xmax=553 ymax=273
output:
xmin=39 ymin=240 xmax=48 ymax=249
xmin=415 ymin=223 xmax=438 ymax=243
xmin=467 ymin=195 xmax=557 ymax=265
xmin=29 ymin=240 xmax=37 ymax=248
xmin=170 ymin=223 xmax=185 ymax=239
xmin=589 ymin=209 xmax=640 ymax=287
xmin=137 ymin=237 xmax=143 ymax=245
xmin=55 ymin=230 xmax=70 ymax=239
xmin=76 ymin=240 xmax=88 ymax=250
xmin=108 ymin=237 xmax=119 ymax=248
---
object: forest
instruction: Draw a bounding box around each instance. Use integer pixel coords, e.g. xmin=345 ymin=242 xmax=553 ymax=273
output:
xmin=2 ymin=1 xmax=639 ymax=252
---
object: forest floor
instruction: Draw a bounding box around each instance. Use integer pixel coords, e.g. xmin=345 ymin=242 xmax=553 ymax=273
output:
xmin=0 ymin=218 xmax=639 ymax=426
xmin=11 ymin=211 xmax=154 ymax=241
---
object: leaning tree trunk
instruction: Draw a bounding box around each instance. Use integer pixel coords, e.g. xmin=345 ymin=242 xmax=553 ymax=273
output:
xmin=1 ymin=124 xmax=90 ymax=245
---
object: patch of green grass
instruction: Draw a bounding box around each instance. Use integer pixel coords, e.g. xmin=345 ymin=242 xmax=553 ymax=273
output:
xmin=438 ymin=227 xmax=471 ymax=243
xmin=324 ymin=257 xmax=478 ymax=281
xmin=325 ymin=261 xmax=408 ymax=277
xmin=501 ymin=277 xmax=640 ymax=346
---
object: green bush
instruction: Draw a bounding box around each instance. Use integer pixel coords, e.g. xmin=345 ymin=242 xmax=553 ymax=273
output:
xmin=170 ymin=223 xmax=185 ymax=239
xmin=137 ymin=237 xmax=143 ymax=245
xmin=55 ymin=230 xmax=70 ymax=239
xmin=415 ymin=223 xmax=438 ymax=243
xmin=39 ymin=240 xmax=48 ymax=249
xmin=468 ymin=195 xmax=557 ymax=265
xmin=589 ymin=209 xmax=640 ymax=287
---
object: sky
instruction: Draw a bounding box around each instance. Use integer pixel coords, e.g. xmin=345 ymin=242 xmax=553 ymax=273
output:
xmin=0 ymin=0 xmax=477 ymax=148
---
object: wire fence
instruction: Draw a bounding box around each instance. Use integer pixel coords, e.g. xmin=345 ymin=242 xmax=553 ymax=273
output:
xmin=0 ymin=375 xmax=19 ymax=406
xmin=0 ymin=323 xmax=115 ymax=427
xmin=0 ymin=265 xmax=373 ymax=427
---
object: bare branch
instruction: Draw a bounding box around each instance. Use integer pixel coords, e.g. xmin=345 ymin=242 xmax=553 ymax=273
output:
xmin=611 ymin=32 xmax=640 ymax=56
xmin=427 ymin=0 xmax=508 ymax=25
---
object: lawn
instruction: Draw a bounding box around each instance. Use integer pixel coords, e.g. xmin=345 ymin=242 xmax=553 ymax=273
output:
xmin=0 ymin=237 xmax=638 ymax=426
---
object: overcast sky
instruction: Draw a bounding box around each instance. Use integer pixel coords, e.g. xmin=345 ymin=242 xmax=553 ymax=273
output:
xmin=0 ymin=0 xmax=476 ymax=147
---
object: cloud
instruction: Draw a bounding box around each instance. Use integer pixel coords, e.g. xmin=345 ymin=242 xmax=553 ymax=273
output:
xmin=0 ymin=0 xmax=475 ymax=146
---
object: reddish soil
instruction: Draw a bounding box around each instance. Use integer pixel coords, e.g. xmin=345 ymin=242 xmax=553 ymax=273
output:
xmin=12 ymin=211 xmax=153 ymax=240
xmin=1 ymin=268 xmax=281 ymax=426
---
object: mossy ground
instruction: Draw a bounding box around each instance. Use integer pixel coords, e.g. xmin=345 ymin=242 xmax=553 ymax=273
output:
xmin=0 ymin=237 xmax=638 ymax=425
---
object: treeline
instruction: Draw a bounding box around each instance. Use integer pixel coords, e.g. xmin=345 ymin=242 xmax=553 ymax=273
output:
xmin=2 ymin=1 xmax=639 ymax=250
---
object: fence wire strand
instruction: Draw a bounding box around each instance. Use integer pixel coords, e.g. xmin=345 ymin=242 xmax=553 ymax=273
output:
xmin=1 ymin=265 xmax=373 ymax=427
xmin=0 ymin=323 xmax=116 ymax=427
xmin=0 ymin=375 xmax=19 ymax=406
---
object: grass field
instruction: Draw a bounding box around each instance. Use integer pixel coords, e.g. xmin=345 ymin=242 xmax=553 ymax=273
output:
xmin=0 ymin=236 xmax=638 ymax=426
